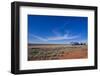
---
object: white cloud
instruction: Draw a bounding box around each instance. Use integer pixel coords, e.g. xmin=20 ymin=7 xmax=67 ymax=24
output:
xmin=31 ymin=34 xmax=48 ymax=41
xmin=29 ymin=30 xmax=80 ymax=42
xmin=47 ymin=30 xmax=79 ymax=40
xmin=47 ymin=34 xmax=79 ymax=40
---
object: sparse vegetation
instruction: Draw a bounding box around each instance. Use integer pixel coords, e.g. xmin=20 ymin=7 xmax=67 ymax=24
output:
xmin=28 ymin=44 xmax=88 ymax=61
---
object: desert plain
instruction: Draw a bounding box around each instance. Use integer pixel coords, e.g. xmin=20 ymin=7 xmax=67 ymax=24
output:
xmin=28 ymin=44 xmax=88 ymax=61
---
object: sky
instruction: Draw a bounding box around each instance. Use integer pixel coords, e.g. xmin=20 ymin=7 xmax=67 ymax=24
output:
xmin=28 ymin=15 xmax=88 ymax=44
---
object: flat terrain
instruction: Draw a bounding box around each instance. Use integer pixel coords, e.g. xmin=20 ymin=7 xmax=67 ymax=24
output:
xmin=28 ymin=44 xmax=88 ymax=61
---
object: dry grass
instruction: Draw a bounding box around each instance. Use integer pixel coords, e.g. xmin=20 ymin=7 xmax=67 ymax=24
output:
xmin=28 ymin=44 xmax=88 ymax=61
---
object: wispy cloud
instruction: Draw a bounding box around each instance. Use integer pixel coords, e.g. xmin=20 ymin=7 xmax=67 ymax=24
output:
xmin=30 ymin=34 xmax=48 ymax=41
xmin=47 ymin=32 xmax=79 ymax=40
xmin=29 ymin=31 xmax=79 ymax=42
xmin=29 ymin=23 xmax=80 ymax=42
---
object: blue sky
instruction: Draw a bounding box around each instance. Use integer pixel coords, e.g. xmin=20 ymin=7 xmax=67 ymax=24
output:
xmin=28 ymin=15 xmax=88 ymax=44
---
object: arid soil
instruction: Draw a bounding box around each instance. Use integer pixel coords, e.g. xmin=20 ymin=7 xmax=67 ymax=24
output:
xmin=28 ymin=44 xmax=88 ymax=61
